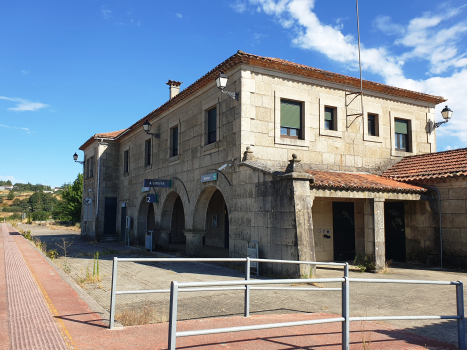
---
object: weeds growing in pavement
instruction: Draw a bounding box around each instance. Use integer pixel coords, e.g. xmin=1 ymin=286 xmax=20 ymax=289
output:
xmin=354 ymin=254 xmax=376 ymax=273
xmin=56 ymin=238 xmax=73 ymax=273
xmin=115 ymin=302 xmax=168 ymax=326
xmin=46 ymin=249 xmax=58 ymax=259
xmin=361 ymin=310 xmax=372 ymax=350
xmin=378 ymin=259 xmax=393 ymax=274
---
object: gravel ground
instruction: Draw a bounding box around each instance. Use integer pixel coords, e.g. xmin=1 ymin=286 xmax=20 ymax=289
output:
xmin=18 ymin=223 xmax=467 ymax=347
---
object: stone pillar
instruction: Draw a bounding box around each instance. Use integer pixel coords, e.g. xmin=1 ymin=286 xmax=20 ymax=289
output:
xmin=374 ymin=198 xmax=386 ymax=270
xmin=279 ymin=154 xmax=316 ymax=277
xmin=364 ymin=198 xmax=386 ymax=270
xmin=183 ymin=230 xmax=205 ymax=256
xmin=158 ymin=230 xmax=171 ymax=249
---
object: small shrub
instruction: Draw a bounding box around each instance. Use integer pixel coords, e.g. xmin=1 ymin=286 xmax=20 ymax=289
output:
xmin=2 ymin=206 xmax=22 ymax=212
xmin=47 ymin=249 xmax=58 ymax=259
xmin=354 ymin=254 xmax=376 ymax=273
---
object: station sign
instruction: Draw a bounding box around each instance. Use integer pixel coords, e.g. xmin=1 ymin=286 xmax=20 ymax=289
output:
xmin=143 ymin=179 xmax=172 ymax=188
xmin=201 ymin=173 xmax=218 ymax=183
xmin=146 ymin=194 xmax=158 ymax=203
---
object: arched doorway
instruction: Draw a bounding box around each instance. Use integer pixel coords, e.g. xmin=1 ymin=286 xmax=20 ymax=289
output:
xmin=147 ymin=203 xmax=155 ymax=231
xmin=204 ymin=189 xmax=229 ymax=255
xmin=170 ymin=195 xmax=186 ymax=244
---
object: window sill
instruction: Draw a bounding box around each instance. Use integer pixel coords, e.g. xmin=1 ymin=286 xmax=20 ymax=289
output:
xmin=275 ymin=137 xmax=309 ymax=148
xmin=144 ymin=164 xmax=152 ymax=170
xmin=393 ymin=149 xmax=412 ymax=157
xmin=319 ymin=129 xmax=342 ymax=138
xmin=85 ymin=176 xmax=94 ymax=181
xmin=203 ymin=141 xmax=219 ymax=154
xmin=123 ymin=172 xmax=129 ymax=177
xmin=169 ymin=154 xmax=180 ymax=164
xmin=363 ymin=134 xmax=383 ymax=143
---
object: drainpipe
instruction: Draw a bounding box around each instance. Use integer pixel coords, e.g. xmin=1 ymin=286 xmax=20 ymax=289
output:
xmin=95 ymin=139 xmax=104 ymax=240
xmin=425 ymin=185 xmax=443 ymax=268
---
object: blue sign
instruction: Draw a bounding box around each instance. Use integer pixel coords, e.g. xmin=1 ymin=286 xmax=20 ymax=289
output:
xmin=201 ymin=173 xmax=218 ymax=183
xmin=144 ymin=179 xmax=172 ymax=188
xmin=146 ymin=194 xmax=158 ymax=203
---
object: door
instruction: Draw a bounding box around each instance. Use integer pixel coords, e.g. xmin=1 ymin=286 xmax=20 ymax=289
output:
xmin=103 ymin=197 xmax=117 ymax=236
xmin=333 ymin=202 xmax=356 ymax=261
xmin=385 ymin=202 xmax=406 ymax=262
xmin=224 ymin=205 xmax=229 ymax=248
xmin=120 ymin=206 xmax=126 ymax=241
xmin=170 ymin=196 xmax=186 ymax=243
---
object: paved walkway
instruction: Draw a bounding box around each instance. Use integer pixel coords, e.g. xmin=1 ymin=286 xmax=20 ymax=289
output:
xmin=0 ymin=223 xmax=460 ymax=349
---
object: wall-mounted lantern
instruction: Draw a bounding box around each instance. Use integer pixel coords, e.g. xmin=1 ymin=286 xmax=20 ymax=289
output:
xmin=143 ymin=120 xmax=160 ymax=138
xmin=216 ymin=72 xmax=238 ymax=101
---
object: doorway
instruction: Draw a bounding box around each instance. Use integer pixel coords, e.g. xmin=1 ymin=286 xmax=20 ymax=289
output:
xmin=333 ymin=202 xmax=356 ymax=261
xmin=385 ymin=201 xmax=406 ymax=262
xmin=170 ymin=196 xmax=186 ymax=243
xmin=103 ymin=197 xmax=117 ymax=237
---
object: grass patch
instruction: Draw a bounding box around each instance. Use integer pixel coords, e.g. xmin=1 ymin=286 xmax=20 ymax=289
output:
xmin=115 ymin=302 xmax=168 ymax=326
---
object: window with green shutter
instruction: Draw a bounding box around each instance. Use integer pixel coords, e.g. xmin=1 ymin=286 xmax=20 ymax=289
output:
xmin=280 ymin=100 xmax=302 ymax=138
xmin=395 ymin=118 xmax=410 ymax=152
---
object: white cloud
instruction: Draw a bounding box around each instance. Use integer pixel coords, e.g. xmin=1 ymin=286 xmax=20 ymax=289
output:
xmin=233 ymin=0 xmax=467 ymax=147
xmin=0 ymin=96 xmax=49 ymax=112
xmin=0 ymin=176 xmax=24 ymax=184
xmin=231 ymin=1 xmax=247 ymax=13
xmin=21 ymin=70 xmax=30 ymax=75
xmin=175 ymin=13 xmax=183 ymax=19
xmin=373 ymin=16 xmax=405 ymax=35
xmin=0 ymin=124 xmax=34 ymax=133
xmin=101 ymin=6 xmax=112 ymax=19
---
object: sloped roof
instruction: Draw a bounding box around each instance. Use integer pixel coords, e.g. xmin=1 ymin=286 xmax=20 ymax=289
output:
xmin=79 ymin=129 xmax=127 ymax=150
xmin=383 ymin=148 xmax=467 ymax=182
xmin=79 ymin=50 xmax=446 ymax=151
xmin=306 ymin=170 xmax=427 ymax=193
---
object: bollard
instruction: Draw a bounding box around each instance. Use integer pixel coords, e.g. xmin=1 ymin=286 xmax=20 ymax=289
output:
xmin=168 ymin=281 xmax=179 ymax=350
xmin=457 ymin=281 xmax=466 ymax=350
xmin=244 ymin=258 xmax=251 ymax=317
xmin=109 ymin=257 xmax=118 ymax=329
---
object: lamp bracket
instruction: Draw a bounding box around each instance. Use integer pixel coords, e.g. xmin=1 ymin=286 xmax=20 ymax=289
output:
xmin=145 ymin=131 xmax=160 ymax=138
xmin=434 ymin=120 xmax=448 ymax=129
xmin=221 ymin=90 xmax=239 ymax=101
xmin=75 ymin=160 xmax=85 ymax=165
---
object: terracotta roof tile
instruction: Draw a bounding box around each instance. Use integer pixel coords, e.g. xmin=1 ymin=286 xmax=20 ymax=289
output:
xmin=306 ymin=170 xmax=426 ymax=193
xmin=79 ymin=129 xmax=128 ymax=150
xmin=383 ymin=148 xmax=467 ymax=182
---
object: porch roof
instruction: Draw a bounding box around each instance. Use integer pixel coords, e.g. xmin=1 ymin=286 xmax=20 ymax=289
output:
xmin=383 ymin=148 xmax=467 ymax=182
xmin=306 ymin=170 xmax=427 ymax=193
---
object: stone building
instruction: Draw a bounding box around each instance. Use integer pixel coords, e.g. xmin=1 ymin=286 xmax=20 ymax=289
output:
xmin=78 ymin=50 xmax=448 ymax=275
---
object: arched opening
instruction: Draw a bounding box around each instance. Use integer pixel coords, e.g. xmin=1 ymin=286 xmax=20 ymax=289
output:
xmin=147 ymin=203 xmax=155 ymax=231
xmin=203 ymin=189 xmax=229 ymax=257
xmin=170 ymin=195 xmax=186 ymax=245
xmin=136 ymin=196 xmax=150 ymax=245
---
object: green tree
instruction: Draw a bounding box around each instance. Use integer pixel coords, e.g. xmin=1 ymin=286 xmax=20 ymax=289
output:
xmin=7 ymin=191 xmax=15 ymax=200
xmin=54 ymin=173 xmax=83 ymax=222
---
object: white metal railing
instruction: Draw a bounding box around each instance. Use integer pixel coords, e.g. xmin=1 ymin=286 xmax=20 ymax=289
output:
xmin=167 ymin=276 xmax=466 ymax=350
xmin=108 ymin=257 xmax=346 ymax=329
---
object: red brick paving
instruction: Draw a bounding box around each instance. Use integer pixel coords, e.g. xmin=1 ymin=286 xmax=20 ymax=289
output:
xmin=0 ymin=223 xmax=457 ymax=349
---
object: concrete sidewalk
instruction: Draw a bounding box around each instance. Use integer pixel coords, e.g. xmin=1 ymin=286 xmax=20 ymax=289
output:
xmin=0 ymin=223 xmax=459 ymax=349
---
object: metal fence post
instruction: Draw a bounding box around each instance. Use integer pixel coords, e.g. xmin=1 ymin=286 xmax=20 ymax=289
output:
xmin=109 ymin=257 xmax=118 ymax=329
xmin=342 ymin=263 xmax=350 ymax=350
xmin=244 ymin=257 xmax=250 ymax=317
xmin=168 ymin=281 xmax=179 ymax=350
xmin=457 ymin=281 xmax=466 ymax=350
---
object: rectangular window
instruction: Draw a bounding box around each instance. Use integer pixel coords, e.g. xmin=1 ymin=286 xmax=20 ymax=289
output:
xmin=280 ymin=100 xmax=302 ymax=138
xmin=395 ymin=119 xmax=409 ymax=152
xmin=324 ymin=107 xmax=336 ymax=130
xmin=87 ymin=156 xmax=94 ymax=178
xmin=144 ymin=139 xmax=151 ymax=166
xmin=172 ymin=126 xmax=179 ymax=157
xmin=368 ymin=113 xmax=379 ymax=136
xmin=207 ymin=107 xmax=217 ymax=144
xmin=124 ymin=150 xmax=129 ymax=173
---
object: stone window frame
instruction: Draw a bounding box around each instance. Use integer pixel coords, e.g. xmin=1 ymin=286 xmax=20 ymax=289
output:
xmin=274 ymin=88 xmax=311 ymax=148
xmin=319 ymin=94 xmax=344 ymax=138
xmin=363 ymin=103 xmax=383 ymax=143
xmin=390 ymin=110 xmax=416 ymax=156
xmin=168 ymin=118 xmax=181 ymax=163
xmin=144 ymin=138 xmax=152 ymax=169
xmin=123 ymin=148 xmax=130 ymax=176
xmin=86 ymin=156 xmax=94 ymax=179
xmin=201 ymin=94 xmax=221 ymax=154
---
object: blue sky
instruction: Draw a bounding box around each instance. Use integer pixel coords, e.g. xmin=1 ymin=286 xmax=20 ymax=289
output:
xmin=1 ymin=0 xmax=466 ymax=187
